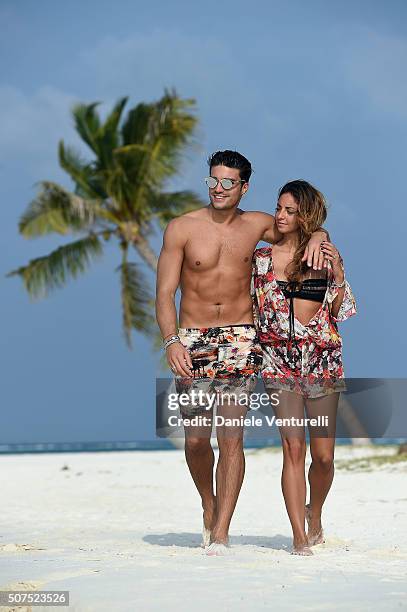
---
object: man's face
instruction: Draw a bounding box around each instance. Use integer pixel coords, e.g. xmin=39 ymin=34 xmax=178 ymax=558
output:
xmin=208 ymin=165 xmax=249 ymax=210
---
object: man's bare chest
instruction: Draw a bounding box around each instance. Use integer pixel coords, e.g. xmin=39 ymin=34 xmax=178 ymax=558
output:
xmin=184 ymin=229 xmax=257 ymax=271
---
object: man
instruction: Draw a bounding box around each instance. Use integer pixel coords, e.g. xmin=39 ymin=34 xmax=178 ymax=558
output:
xmin=155 ymin=150 xmax=327 ymax=555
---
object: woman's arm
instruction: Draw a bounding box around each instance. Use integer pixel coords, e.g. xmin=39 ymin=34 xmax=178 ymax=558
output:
xmin=321 ymin=242 xmax=356 ymax=320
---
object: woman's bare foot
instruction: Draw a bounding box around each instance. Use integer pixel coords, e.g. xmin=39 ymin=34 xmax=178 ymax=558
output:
xmin=305 ymin=504 xmax=325 ymax=546
xmin=291 ymin=534 xmax=313 ymax=556
xmin=291 ymin=546 xmax=313 ymax=556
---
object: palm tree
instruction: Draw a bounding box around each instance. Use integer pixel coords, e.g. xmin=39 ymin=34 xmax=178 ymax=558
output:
xmin=8 ymin=90 xmax=205 ymax=347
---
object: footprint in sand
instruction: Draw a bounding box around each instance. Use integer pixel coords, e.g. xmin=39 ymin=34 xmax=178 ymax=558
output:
xmin=312 ymin=536 xmax=351 ymax=550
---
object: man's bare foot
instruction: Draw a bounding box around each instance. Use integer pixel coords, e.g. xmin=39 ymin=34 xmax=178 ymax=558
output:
xmin=205 ymin=542 xmax=230 ymax=556
xmin=202 ymin=525 xmax=211 ymax=548
xmin=201 ymin=498 xmax=217 ymax=548
xmin=305 ymin=504 xmax=324 ymax=546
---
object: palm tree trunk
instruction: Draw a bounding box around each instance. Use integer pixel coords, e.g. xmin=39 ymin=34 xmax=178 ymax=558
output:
xmin=132 ymin=235 xmax=158 ymax=271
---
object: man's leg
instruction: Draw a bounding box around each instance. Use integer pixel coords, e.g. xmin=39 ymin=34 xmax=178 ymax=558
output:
xmin=305 ymin=392 xmax=339 ymax=545
xmin=207 ymin=326 xmax=262 ymax=553
xmin=184 ymin=416 xmax=217 ymax=539
xmin=208 ymin=399 xmax=247 ymax=549
xmin=175 ymin=328 xmax=219 ymax=544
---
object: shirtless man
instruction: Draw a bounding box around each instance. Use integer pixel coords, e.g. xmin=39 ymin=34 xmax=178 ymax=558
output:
xmin=155 ymin=150 xmax=327 ymax=555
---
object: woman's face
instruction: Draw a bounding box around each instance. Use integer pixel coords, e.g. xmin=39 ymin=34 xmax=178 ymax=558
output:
xmin=275 ymin=192 xmax=300 ymax=234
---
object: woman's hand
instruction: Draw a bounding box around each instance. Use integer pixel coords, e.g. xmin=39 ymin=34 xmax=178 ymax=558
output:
xmin=166 ymin=342 xmax=193 ymax=377
xmin=320 ymin=242 xmax=344 ymax=282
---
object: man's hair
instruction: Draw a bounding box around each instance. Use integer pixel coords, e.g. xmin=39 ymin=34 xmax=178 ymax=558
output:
xmin=208 ymin=150 xmax=252 ymax=183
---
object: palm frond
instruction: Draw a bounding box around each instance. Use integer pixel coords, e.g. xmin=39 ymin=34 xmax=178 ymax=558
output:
xmin=145 ymin=89 xmax=198 ymax=182
xmin=92 ymin=97 xmax=129 ymax=170
xmin=119 ymin=91 xmax=198 ymax=214
xmin=117 ymin=255 xmax=154 ymax=348
xmin=58 ymin=141 xmax=106 ymax=199
xmin=7 ymin=234 xmax=103 ymax=298
xmin=19 ymin=182 xmax=120 ymax=238
xmin=19 ymin=182 xmax=103 ymax=237
xmin=101 ymin=97 xmax=128 ymax=149
xmin=71 ymin=101 xmax=102 ymax=156
xmin=109 ymin=144 xmax=151 ymax=217
xmin=121 ymin=102 xmax=154 ymax=146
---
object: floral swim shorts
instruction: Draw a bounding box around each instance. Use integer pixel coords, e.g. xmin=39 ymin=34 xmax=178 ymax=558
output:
xmin=174 ymin=325 xmax=263 ymax=416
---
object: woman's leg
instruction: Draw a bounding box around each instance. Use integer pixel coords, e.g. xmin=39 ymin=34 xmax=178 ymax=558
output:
xmin=271 ymin=389 xmax=312 ymax=555
xmin=305 ymin=392 xmax=339 ymax=545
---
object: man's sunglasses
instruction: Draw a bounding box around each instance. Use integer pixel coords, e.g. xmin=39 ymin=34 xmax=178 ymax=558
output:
xmin=205 ymin=177 xmax=245 ymax=190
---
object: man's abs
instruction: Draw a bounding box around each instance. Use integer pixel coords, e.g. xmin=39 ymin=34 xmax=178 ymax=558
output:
xmin=179 ymin=270 xmax=254 ymax=328
xmin=180 ymin=295 xmax=254 ymax=327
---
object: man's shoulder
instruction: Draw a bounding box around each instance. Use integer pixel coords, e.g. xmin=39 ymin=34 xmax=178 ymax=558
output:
xmin=180 ymin=206 xmax=209 ymax=220
xmin=166 ymin=207 xmax=208 ymax=230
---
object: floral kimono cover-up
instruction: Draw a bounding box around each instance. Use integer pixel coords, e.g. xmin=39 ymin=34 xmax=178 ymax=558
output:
xmin=251 ymin=247 xmax=357 ymax=398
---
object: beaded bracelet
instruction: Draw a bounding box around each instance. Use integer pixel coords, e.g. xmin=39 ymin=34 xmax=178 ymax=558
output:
xmin=332 ymin=276 xmax=346 ymax=289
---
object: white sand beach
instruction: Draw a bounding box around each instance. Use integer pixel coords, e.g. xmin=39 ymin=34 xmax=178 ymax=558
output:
xmin=0 ymin=445 xmax=406 ymax=611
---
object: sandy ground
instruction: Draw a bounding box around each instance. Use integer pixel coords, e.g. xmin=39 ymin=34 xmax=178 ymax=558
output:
xmin=0 ymin=446 xmax=406 ymax=611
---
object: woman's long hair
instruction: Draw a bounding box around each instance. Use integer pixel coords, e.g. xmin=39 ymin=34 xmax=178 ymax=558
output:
xmin=278 ymin=180 xmax=327 ymax=284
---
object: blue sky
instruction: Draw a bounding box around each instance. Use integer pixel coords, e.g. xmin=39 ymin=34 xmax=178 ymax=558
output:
xmin=1 ymin=0 xmax=406 ymax=443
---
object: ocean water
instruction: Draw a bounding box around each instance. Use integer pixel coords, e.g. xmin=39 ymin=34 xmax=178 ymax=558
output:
xmin=0 ymin=438 xmax=404 ymax=455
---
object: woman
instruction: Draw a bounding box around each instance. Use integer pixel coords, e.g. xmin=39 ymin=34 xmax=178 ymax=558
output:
xmin=251 ymin=180 xmax=356 ymax=555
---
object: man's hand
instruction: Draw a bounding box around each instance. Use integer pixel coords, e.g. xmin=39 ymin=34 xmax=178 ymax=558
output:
xmin=167 ymin=342 xmax=193 ymax=377
xmin=302 ymin=230 xmax=329 ymax=270
xmin=320 ymin=242 xmax=344 ymax=282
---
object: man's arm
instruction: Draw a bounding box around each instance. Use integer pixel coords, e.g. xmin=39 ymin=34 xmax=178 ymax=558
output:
xmin=260 ymin=212 xmax=329 ymax=247
xmin=259 ymin=212 xmax=331 ymax=270
xmin=156 ymin=219 xmax=184 ymax=340
xmin=156 ymin=219 xmax=192 ymax=376
xmin=260 ymin=212 xmax=282 ymax=244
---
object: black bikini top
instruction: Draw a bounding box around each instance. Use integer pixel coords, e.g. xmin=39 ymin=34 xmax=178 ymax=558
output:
xmin=277 ymin=278 xmax=328 ymax=303
xmin=276 ymin=278 xmax=328 ymax=356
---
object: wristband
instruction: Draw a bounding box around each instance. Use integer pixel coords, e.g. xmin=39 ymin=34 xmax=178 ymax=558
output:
xmin=163 ymin=335 xmax=181 ymax=350
xmin=163 ymin=333 xmax=179 ymax=345
xmin=331 ymin=276 xmax=346 ymax=289
xmin=163 ymin=332 xmax=178 ymax=340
